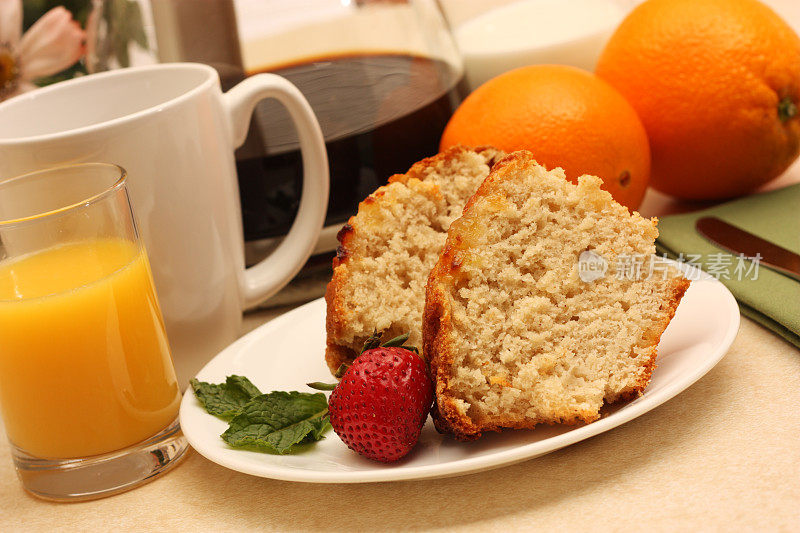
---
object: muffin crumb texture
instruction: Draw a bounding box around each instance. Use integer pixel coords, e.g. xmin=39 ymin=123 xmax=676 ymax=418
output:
xmin=424 ymin=151 xmax=689 ymax=439
xmin=325 ymin=146 xmax=503 ymax=373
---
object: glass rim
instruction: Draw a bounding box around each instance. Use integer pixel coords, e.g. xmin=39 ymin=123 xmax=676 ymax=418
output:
xmin=0 ymin=163 xmax=127 ymax=228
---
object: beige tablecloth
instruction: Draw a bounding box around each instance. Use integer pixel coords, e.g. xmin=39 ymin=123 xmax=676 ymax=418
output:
xmin=1 ymin=313 xmax=799 ymax=531
xmin=4 ymin=168 xmax=800 ymax=530
xmin=3 ymin=179 xmax=800 ymax=529
xmin=6 ymin=167 xmax=800 ymax=530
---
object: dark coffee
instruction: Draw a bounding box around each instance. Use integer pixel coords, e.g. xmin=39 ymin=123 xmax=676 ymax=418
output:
xmin=236 ymin=53 xmax=467 ymax=241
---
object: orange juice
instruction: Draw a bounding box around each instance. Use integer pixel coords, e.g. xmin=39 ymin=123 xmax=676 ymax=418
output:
xmin=0 ymin=239 xmax=181 ymax=459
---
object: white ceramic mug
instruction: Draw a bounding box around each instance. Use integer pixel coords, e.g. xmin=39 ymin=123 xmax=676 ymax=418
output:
xmin=0 ymin=63 xmax=329 ymax=385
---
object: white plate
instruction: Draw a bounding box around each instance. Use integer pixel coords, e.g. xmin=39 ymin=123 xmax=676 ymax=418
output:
xmin=180 ymin=262 xmax=739 ymax=483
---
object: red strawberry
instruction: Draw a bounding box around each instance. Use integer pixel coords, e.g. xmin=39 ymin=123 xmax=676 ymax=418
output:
xmin=327 ymin=334 xmax=433 ymax=462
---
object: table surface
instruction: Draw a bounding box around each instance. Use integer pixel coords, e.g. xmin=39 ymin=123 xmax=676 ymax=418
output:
xmin=3 ymin=178 xmax=800 ymax=533
xmin=2 ymin=310 xmax=799 ymax=530
xmin=4 ymin=1 xmax=800 ymax=529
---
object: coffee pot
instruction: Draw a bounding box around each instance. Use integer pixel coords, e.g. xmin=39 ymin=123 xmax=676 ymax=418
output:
xmin=141 ymin=0 xmax=464 ymax=262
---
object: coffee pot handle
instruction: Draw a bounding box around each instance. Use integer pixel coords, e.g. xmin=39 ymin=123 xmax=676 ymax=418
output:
xmin=222 ymin=74 xmax=329 ymax=309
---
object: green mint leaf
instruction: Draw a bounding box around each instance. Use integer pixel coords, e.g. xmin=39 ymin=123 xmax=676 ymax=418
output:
xmin=221 ymin=392 xmax=330 ymax=454
xmin=226 ymin=375 xmax=261 ymax=399
xmin=301 ymin=416 xmax=333 ymax=444
xmin=189 ymin=375 xmax=262 ymax=420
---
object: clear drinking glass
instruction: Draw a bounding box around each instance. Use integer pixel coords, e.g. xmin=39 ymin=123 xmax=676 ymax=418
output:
xmin=0 ymin=163 xmax=188 ymax=501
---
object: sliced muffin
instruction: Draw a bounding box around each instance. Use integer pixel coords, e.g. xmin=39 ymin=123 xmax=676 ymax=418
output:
xmin=423 ymin=151 xmax=690 ymax=440
xmin=325 ymin=146 xmax=504 ymax=374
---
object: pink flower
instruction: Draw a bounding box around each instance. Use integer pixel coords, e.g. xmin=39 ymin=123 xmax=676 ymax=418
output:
xmin=0 ymin=0 xmax=86 ymax=101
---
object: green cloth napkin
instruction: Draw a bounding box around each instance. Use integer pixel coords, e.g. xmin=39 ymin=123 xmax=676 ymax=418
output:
xmin=656 ymin=184 xmax=800 ymax=348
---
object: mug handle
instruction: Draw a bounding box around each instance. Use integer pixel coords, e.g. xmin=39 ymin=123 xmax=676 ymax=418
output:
xmin=222 ymin=74 xmax=329 ymax=309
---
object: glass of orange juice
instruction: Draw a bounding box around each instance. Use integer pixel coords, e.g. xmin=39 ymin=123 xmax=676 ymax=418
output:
xmin=0 ymin=163 xmax=188 ymax=501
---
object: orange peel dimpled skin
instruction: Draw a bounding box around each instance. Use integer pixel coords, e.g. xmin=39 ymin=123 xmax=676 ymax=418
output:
xmin=596 ymin=0 xmax=800 ymax=200
xmin=440 ymin=65 xmax=651 ymax=212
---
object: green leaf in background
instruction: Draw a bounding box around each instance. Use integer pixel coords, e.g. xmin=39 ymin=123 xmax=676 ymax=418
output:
xmin=109 ymin=0 xmax=149 ymax=68
xmin=93 ymin=0 xmax=150 ymax=71
xmin=189 ymin=375 xmax=262 ymax=420
xmin=221 ymin=392 xmax=331 ymax=454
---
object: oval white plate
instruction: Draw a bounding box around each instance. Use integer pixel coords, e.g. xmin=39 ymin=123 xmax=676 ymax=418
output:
xmin=180 ymin=262 xmax=739 ymax=483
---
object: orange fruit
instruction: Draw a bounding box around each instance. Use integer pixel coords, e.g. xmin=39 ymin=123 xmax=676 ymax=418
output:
xmin=596 ymin=0 xmax=800 ymax=200
xmin=440 ymin=65 xmax=650 ymax=211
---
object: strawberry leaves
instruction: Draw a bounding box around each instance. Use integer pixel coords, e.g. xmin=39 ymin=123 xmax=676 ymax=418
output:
xmin=360 ymin=330 xmax=383 ymax=353
xmin=306 ymin=381 xmax=338 ymax=391
xmin=381 ymin=333 xmax=419 ymax=354
xmin=333 ymin=331 xmax=421 ymax=380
